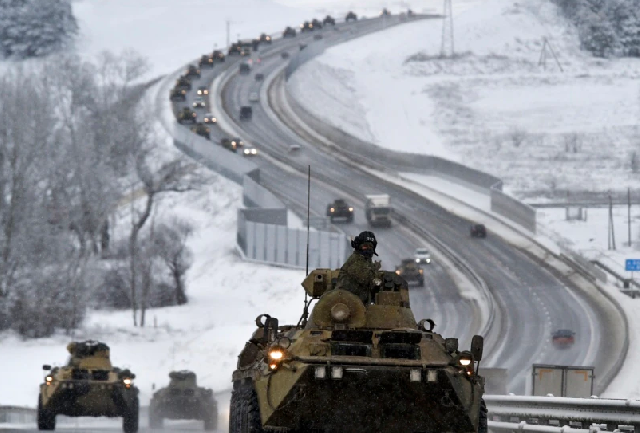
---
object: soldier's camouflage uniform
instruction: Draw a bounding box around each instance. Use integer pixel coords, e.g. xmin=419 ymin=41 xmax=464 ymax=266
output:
xmin=336 ymin=252 xmax=379 ymax=303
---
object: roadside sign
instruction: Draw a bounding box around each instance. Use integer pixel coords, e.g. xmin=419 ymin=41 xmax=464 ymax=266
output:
xmin=625 ymin=259 xmax=640 ymax=271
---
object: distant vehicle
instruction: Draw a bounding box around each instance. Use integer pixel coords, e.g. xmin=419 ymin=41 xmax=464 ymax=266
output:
xmin=323 ymin=15 xmax=336 ymax=26
xmin=300 ymin=21 xmax=313 ymax=32
xmin=169 ymin=88 xmax=186 ymax=102
xmin=185 ymin=64 xmax=201 ymax=78
xmin=190 ymin=123 xmax=210 ymax=140
xmin=249 ymin=91 xmax=260 ymax=103
xmin=239 ymin=62 xmax=251 ymax=74
xmin=228 ymin=43 xmax=243 ymax=56
xmin=192 ymin=97 xmax=206 ymax=109
xmin=407 ymin=9 xmax=415 ymax=16
xmin=177 ymin=107 xmax=197 ymax=124
xmin=414 ymin=248 xmax=432 ymax=264
xmin=281 ymin=51 xmax=290 ymax=59
xmin=259 ymin=33 xmax=272 ymax=43
xmin=365 ymin=194 xmax=392 ymax=227
xmin=283 ymin=26 xmax=297 ymax=38
xmin=288 ymin=143 xmax=301 ymax=153
xmin=326 ymin=199 xmax=354 ymax=223
xmin=196 ymin=86 xmax=209 ymax=96
xmin=380 ymin=7 xmax=391 ymax=16
xmin=149 ymin=371 xmax=217 ymax=431
xmin=203 ymin=113 xmax=217 ymax=124
xmin=395 ymin=258 xmax=425 ymax=286
xmin=212 ymin=50 xmax=226 ymax=62
xmin=240 ymin=106 xmax=253 ymax=121
xmin=311 ymin=18 xmax=323 ymax=29
xmin=220 ymin=138 xmax=238 ymax=153
xmin=345 ymin=11 xmax=358 ymax=22
xmin=470 ymin=223 xmax=486 ymax=238
xmin=175 ymin=75 xmax=192 ymax=91
xmin=255 ymin=73 xmax=264 ymax=82
xmin=552 ymin=330 xmax=575 ymax=349
xmin=242 ymin=145 xmax=259 ymax=157
xmin=237 ymin=39 xmax=258 ymax=52
xmin=199 ymin=55 xmax=214 ymax=68
xmin=231 ymin=137 xmax=244 ymax=148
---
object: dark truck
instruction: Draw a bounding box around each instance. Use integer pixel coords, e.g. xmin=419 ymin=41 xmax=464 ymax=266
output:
xmin=326 ymin=199 xmax=354 ymax=223
xmin=470 ymin=224 xmax=487 ymax=238
xmin=396 ymin=259 xmax=425 ymax=287
xmin=240 ymin=106 xmax=252 ymax=121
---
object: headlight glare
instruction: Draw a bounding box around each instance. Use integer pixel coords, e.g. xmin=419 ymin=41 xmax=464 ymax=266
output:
xmin=331 ymin=366 xmax=343 ymax=379
xmin=315 ymin=366 xmax=326 ymax=379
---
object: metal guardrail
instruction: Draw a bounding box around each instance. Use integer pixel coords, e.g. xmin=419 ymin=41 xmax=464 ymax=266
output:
xmin=486 ymin=395 xmax=640 ymax=431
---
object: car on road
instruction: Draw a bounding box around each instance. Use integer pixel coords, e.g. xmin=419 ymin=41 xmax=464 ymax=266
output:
xmin=242 ymin=145 xmax=259 ymax=157
xmin=395 ymin=258 xmax=425 ymax=286
xmin=249 ymin=92 xmax=259 ymax=103
xmin=255 ymin=73 xmax=264 ymax=82
xmin=185 ymin=64 xmax=201 ymax=78
xmin=283 ymin=26 xmax=297 ymax=38
xmin=414 ymin=247 xmax=432 ymax=264
xmin=240 ymin=106 xmax=253 ymax=121
xmin=196 ymin=86 xmax=209 ymax=96
xmin=203 ymin=113 xmax=217 ymax=124
xmin=192 ymin=97 xmax=206 ymax=109
xmin=552 ymin=329 xmax=575 ymax=349
xmin=239 ymin=62 xmax=251 ymax=74
xmin=470 ymin=223 xmax=487 ymax=238
xmin=346 ymin=11 xmax=358 ymax=22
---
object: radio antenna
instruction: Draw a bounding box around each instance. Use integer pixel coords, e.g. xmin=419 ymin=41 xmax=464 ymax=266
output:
xmin=300 ymin=165 xmax=311 ymax=327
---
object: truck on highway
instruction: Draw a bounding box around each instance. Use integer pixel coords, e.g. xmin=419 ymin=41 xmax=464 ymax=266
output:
xmin=365 ymin=194 xmax=392 ymax=227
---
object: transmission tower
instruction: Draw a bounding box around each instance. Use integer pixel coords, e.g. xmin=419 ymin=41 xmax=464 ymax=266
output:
xmin=441 ymin=0 xmax=454 ymax=57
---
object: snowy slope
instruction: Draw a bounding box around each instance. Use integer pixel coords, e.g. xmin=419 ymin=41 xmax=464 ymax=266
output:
xmin=288 ymin=0 xmax=640 ymax=197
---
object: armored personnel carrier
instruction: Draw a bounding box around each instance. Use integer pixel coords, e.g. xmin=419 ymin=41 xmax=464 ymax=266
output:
xmin=38 ymin=341 xmax=139 ymax=433
xmin=396 ymin=258 xmax=425 ymax=286
xmin=230 ymin=268 xmax=487 ymax=433
xmin=177 ymin=107 xmax=197 ymax=124
xmin=149 ymin=371 xmax=217 ymax=430
xmin=175 ymin=75 xmax=192 ymax=91
xmin=190 ymin=123 xmax=210 ymax=140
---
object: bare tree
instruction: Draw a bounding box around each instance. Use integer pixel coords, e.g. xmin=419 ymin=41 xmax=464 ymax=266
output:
xmin=153 ymin=218 xmax=194 ymax=306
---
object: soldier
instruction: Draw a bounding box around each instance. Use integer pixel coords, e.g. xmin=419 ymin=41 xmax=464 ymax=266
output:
xmin=336 ymin=231 xmax=381 ymax=303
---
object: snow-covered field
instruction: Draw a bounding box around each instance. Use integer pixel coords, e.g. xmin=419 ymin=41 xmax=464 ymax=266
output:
xmin=289 ymin=0 xmax=640 ymax=197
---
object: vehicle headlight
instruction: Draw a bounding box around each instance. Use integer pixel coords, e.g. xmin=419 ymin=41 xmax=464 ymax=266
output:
xmin=46 ymin=376 xmax=53 ymax=385
xmin=192 ymin=113 xmax=196 ymax=117
xmin=267 ymin=345 xmax=287 ymax=370
xmin=415 ymin=258 xmax=420 ymax=263
xmin=244 ymin=149 xmax=250 ymax=155
xmin=204 ymin=90 xmax=209 ymax=94
xmin=330 ymin=207 xmax=335 ymax=212
xmin=348 ymin=207 xmax=354 ymax=211
xmin=212 ymin=118 xmax=217 ymax=122
xmin=197 ymin=90 xmax=202 ymax=94
xmin=395 ymin=270 xmax=400 ymax=275
xmin=426 ymin=258 xmax=431 ymax=263
xmin=419 ymin=269 xmax=423 ymax=274
xmin=123 ymin=378 xmax=133 ymax=388
xmin=251 ymin=149 xmax=257 ymax=154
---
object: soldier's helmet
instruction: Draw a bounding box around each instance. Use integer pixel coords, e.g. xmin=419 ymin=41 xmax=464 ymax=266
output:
xmin=351 ymin=231 xmax=378 ymax=256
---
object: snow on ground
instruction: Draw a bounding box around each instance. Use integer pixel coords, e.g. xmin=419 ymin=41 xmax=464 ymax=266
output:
xmin=71 ymin=0 xmax=316 ymax=80
xmin=288 ymin=0 xmax=640 ymax=197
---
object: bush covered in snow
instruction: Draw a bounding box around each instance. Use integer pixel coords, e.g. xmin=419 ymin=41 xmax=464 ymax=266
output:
xmin=0 ymin=0 xmax=78 ymax=59
xmin=553 ymin=0 xmax=640 ymax=58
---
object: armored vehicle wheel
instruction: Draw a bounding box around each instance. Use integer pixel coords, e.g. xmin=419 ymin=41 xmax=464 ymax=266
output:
xmin=122 ymin=398 xmax=139 ymax=433
xmin=37 ymin=395 xmax=55 ymax=431
xmin=229 ymin=384 xmax=263 ymax=433
xmin=203 ymin=410 xmax=217 ymax=431
xmin=478 ymin=398 xmax=488 ymax=433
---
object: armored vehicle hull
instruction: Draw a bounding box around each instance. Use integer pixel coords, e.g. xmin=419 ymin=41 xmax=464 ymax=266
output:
xmin=231 ymin=270 xmax=486 ymax=433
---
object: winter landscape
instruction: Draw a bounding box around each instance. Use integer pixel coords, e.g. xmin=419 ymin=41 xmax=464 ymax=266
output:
xmin=2 ymin=0 xmax=640 ymax=430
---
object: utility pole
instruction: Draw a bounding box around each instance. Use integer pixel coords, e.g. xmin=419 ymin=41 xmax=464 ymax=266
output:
xmin=608 ymin=192 xmax=616 ymax=250
xmin=226 ymin=20 xmax=230 ymax=48
xmin=441 ymin=0 xmax=454 ymax=57
xmin=628 ymin=188 xmax=632 ymax=247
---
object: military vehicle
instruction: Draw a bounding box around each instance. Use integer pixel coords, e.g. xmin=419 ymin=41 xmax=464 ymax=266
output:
xmin=311 ymin=18 xmax=323 ymax=29
xmin=240 ymin=106 xmax=253 ymax=121
xmin=323 ymin=15 xmax=336 ymax=26
xmin=259 ymin=33 xmax=272 ymax=43
xmin=185 ymin=65 xmax=201 ymax=79
xmin=199 ymin=55 xmax=214 ymax=68
xmin=212 ymin=50 xmax=226 ymax=62
xmin=228 ymin=43 xmax=243 ymax=56
xmin=230 ymin=268 xmax=487 ymax=433
xmin=381 ymin=7 xmax=391 ymax=16
xmin=300 ymin=21 xmax=313 ymax=32
xmin=326 ymin=198 xmax=354 ymax=223
xmin=149 ymin=371 xmax=217 ymax=430
xmin=221 ymin=138 xmax=238 ymax=153
xmin=38 ymin=341 xmax=139 ymax=433
xmin=283 ymin=26 xmax=297 ymax=38
xmin=169 ymin=87 xmax=186 ymax=102
xmin=177 ymin=107 xmax=197 ymax=124
xmin=470 ymin=224 xmax=486 ymax=238
xmin=346 ymin=11 xmax=358 ymax=22
xmin=396 ymin=258 xmax=425 ymax=286
xmin=175 ymin=75 xmax=192 ymax=91
xmin=190 ymin=123 xmax=211 ymax=140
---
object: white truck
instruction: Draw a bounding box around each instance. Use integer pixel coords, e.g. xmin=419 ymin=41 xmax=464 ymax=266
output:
xmin=365 ymin=194 xmax=392 ymax=227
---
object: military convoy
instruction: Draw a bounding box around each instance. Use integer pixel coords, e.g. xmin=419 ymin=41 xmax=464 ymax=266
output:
xmin=149 ymin=371 xmax=217 ymax=430
xmin=38 ymin=341 xmax=139 ymax=433
xmin=231 ymin=267 xmax=487 ymax=433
